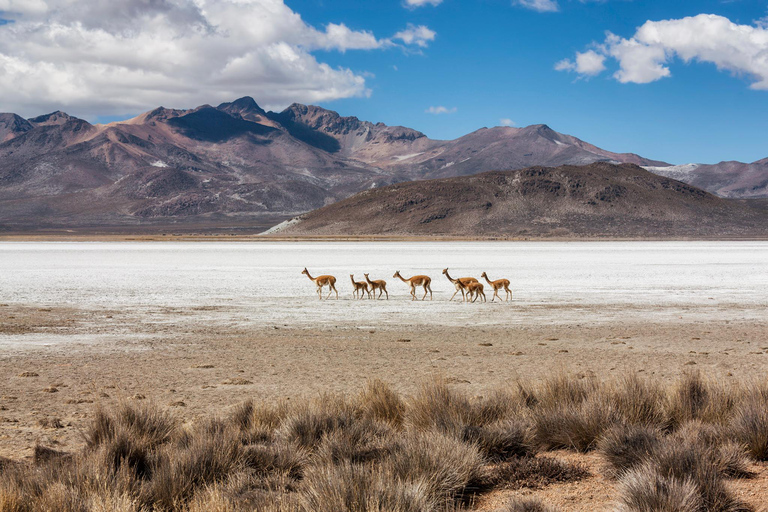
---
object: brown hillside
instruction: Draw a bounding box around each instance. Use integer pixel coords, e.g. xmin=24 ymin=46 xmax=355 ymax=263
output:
xmin=277 ymin=163 xmax=768 ymax=238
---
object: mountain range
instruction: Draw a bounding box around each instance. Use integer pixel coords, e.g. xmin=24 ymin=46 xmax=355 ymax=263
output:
xmin=0 ymin=97 xmax=765 ymax=231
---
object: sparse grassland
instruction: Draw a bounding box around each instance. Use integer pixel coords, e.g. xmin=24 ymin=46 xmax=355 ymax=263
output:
xmin=1 ymin=373 xmax=767 ymax=512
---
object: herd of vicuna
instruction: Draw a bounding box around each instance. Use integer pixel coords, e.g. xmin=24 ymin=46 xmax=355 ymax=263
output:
xmin=301 ymin=267 xmax=512 ymax=302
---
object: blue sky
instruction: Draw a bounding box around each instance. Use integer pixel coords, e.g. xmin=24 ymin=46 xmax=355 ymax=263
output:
xmin=288 ymin=0 xmax=768 ymax=165
xmin=0 ymin=0 xmax=766 ymax=165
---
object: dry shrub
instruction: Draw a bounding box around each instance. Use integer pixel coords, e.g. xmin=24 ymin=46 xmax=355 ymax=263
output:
xmin=535 ymin=373 xmax=597 ymax=409
xmin=243 ymin=442 xmax=307 ymax=480
xmin=301 ymin=462 xmax=432 ymax=512
xmin=387 ymin=432 xmax=484 ymax=503
xmin=313 ymin=417 xmax=395 ymax=467
xmin=278 ymin=397 xmax=357 ymax=449
xmin=150 ymin=425 xmax=244 ymax=508
xmin=534 ymin=395 xmax=618 ymax=452
xmin=649 ymin=439 xmax=752 ymax=512
xmin=610 ymin=374 xmax=668 ymax=428
xmin=497 ymin=497 xmax=560 ymax=512
xmin=462 ymin=418 xmax=535 ymax=461
xmin=598 ymin=424 xmax=662 ymax=478
xmin=616 ymin=462 xmax=702 ymax=512
xmin=407 ymin=378 xmax=472 ymax=436
xmin=229 ymin=399 xmax=290 ymax=444
xmin=715 ymin=441 xmax=754 ymax=479
xmin=666 ymin=373 xmax=737 ymax=428
xmin=85 ymin=402 xmax=176 ymax=450
xmin=357 ymin=379 xmax=406 ymax=427
xmin=482 ymin=455 xmax=588 ymax=490
xmin=728 ymin=397 xmax=768 ymax=461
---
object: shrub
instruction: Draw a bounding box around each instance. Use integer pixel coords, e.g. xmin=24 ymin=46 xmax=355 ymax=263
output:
xmin=387 ymin=432 xmax=484 ymax=502
xmin=496 ymin=497 xmax=560 ymax=512
xmin=482 ymin=455 xmax=589 ymax=490
xmin=616 ymin=462 xmax=702 ymax=512
xmin=597 ymin=424 xmax=661 ymax=478
xmin=301 ymin=462 xmax=432 ymax=512
xmin=534 ymin=395 xmax=618 ymax=452
xmin=357 ymin=379 xmax=406 ymax=427
xmin=462 ymin=418 xmax=535 ymax=460
xmin=728 ymin=397 xmax=768 ymax=461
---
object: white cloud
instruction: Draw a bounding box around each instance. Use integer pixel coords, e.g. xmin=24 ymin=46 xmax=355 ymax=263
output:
xmin=499 ymin=118 xmax=515 ymax=126
xmin=392 ymin=24 xmax=436 ymax=48
xmin=403 ymin=0 xmax=443 ymax=7
xmin=0 ymin=0 xmax=435 ymax=117
xmin=554 ymin=49 xmax=606 ymax=76
xmin=515 ymin=0 xmax=559 ymax=13
xmin=557 ymin=14 xmax=768 ymax=90
xmin=426 ymin=106 xmax=457 ymax=114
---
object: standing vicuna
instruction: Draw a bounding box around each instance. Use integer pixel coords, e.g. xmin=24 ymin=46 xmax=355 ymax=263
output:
xmin=465 ymin=282 xmax=486 ymax=303
xmin=301 ymin=268 xmax=338 ymax=300
xmin=480 ymin=272 xmax=512 ymax=302
xmin=393 ymin=271 xmax=432 ymax=301
xmin=364 ymin=273 xmax=388 ymax=300
xmin=350 ymin=274 xmax=370 ymax=299
xmin=442 ymin=268 xmax=478 ymax=302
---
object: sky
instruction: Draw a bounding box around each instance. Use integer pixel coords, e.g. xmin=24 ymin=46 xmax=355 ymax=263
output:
xmin=0 ymin=1 xmax=766 ymax=165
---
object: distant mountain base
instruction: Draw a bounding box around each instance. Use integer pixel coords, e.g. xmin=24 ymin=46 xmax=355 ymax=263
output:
xmin=273 ymin=163 xmax=768 ymax=239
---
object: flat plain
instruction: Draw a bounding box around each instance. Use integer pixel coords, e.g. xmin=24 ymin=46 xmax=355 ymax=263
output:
xmin=1 ymin=241 xmax=767 ymax=510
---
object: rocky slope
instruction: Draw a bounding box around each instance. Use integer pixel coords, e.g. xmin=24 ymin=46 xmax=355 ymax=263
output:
xmin=276 ymin=163 xmax=768 ymax=238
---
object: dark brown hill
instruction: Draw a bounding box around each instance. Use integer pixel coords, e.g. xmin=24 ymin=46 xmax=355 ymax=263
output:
xmin=276 ymin=163 xmax=768 ymax=238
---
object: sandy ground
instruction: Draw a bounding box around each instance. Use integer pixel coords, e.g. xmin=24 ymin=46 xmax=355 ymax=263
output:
xmin=1 ymin=301 xmax=767 ymax=510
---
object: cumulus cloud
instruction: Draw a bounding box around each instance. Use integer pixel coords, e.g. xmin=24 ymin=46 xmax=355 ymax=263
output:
xmin=426 ymin=106 xmax=457 ymax=114
xmin=515 ymin=0 xmax=559 ymax=13
xmin=392 ymin=24 xmax=436 ymax=48
xmin=556 ymin=14 xmax=768 ymax=90
xmin=499 ymin=118 xmax=515 ymax=126
xmin=554 ymin=50 xmax=606 ymax=76
xmin=403 ymin=0 xmax=443 ymax=7
xmin=0 ymin=0 xmax=435 ymax=117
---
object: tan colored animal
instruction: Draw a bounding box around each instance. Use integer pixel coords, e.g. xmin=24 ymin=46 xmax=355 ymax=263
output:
xmin=442 ymin=268 xmax=478 ymax=302
xmin=465 ymin=281 xmax=486 ymax=303
xmin=350 ymin=274 xmax=370 ymax=299
xmin=301 ymin=268 xmax=338 ymax=300
xmin=393 ymin=271 xmax=432 ymax=301
xmin=481 ymin=272 xmax=512 ymax=302
xmin=364 ymin=273 xmax=388 ymax=300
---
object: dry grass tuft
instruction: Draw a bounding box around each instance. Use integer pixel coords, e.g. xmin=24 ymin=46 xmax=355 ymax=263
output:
xmin=482 ymin=455 xmax=589 ymax=490
xmin=496 ymin=497 xmax=561 ymax=512
xmin=357 ymin=378 xmax=406 ymax=427
xmin=3 ymin=373 xmax=765 ymax=511
xmin=728 ymin=397 xmax=768 ymax=461
xmin=534 ymin=395 xmax=618 ymax=452
xmin=598 ymin=424 xmax=662 ymax=478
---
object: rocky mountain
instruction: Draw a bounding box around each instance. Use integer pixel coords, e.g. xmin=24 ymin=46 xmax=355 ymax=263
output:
xmin=644 ymin=160 xmax=768 ymax=199
xmin=0 ymin=96 xmax=761 ymax=232
xmin=274 ymin=163 xmax=768 ymax=238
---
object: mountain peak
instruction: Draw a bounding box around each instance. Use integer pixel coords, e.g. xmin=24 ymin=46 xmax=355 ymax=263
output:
xmin=28 ymin=111 xmax=79 ymax=126
xmin=0 ymin=113 xmax=34 ymax=142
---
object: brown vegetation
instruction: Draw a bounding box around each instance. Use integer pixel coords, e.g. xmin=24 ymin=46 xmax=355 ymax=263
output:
xmin=1 ymin=372 xmax=766 ymax=511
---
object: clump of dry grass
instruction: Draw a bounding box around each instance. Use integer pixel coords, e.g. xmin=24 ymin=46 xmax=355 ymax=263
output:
xmin=301 ymin=462 xmax=431 ymax=512
xmin=597 ymin=424 xmax=662 ymax=478
xmin=534 ymin=394 xmax=618 ymax=452
xmin=482 ymin=455 xmax=589 ymax=490
xmin=3 ymin=373 xmax=766 ymax=511
xmin=728 ymin=396 xmax=768 ymax=461
xmin=357 ymin=378 xmax=406 ymax=427
xmin=496 ymin=497 xmax=560 ymax=512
